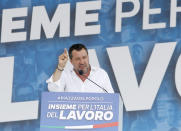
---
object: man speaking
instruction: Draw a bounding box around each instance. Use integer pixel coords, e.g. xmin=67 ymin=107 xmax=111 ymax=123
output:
xmin=47 ymin=44 xmax=114 ymax=93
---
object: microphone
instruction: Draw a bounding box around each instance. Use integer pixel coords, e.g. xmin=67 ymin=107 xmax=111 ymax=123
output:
xmin=78 ymin=70 xmax=84 ymax=75
xmin=78 ymin=70 xmax=108 ymax=93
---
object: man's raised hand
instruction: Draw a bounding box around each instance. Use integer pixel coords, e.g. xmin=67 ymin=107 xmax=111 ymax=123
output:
xmin=58 ymin=48 xmax=68 ymax=70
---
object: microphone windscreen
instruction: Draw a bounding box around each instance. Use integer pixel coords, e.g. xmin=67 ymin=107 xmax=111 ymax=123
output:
xmin=78 ymin=70 xmax=84 ymax=75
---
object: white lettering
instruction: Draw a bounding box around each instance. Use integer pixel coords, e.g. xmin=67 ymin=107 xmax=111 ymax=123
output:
xmin=116 ymin=0 xmax=140 ymax=32
xmin=170 ymin=0 xmax=181 ymax=27
xmin=1 ymin=8 xmax=27 ymax=43
xmin=143 ymin=0 xmax=166 ymax=29
xmin=75 ymin=1 xmax=101 ymax=36
xmin=107 ymin=42 xmax=176 ymax=111
xmin=30 ymin=4 xmax=70 ymax=40
xmin=0 ymin=57 xmax=38 ymax=122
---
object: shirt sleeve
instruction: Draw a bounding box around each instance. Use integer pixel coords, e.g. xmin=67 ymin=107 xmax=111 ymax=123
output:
xmin=103 ymin=71 xmax=114 ymax=93
xmin=46 ymin=71 xmax=66 ymax=92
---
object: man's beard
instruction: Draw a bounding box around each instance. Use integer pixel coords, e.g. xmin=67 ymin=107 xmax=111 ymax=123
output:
xmin=78 ymin=65 xmax=90 ymax=75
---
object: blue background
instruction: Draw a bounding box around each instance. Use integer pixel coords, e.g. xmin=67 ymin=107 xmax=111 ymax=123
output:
xmin=0 ymin=0 xmax=181 ymax=131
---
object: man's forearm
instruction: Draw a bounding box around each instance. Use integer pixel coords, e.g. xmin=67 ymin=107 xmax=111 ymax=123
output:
xmin=52 ymin=68 xmax=63 ymax=82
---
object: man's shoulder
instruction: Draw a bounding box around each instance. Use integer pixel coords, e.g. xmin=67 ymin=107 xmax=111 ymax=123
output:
xmin=91 ymin=66 xmax=107 ymax=74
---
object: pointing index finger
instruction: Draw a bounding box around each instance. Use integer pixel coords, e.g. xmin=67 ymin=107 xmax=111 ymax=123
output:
xmin=64 ymin=48 xmax=68 ymax=57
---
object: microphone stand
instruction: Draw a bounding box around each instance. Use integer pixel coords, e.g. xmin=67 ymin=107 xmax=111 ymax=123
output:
xmin=78 ymin=70 xmax=108 ymax=93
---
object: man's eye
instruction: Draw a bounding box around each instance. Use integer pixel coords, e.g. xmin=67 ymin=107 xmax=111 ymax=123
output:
xmin=76 ymin=58 xmax=80 ymax=61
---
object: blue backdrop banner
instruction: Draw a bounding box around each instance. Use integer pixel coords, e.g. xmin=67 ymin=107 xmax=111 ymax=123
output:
xmin=0 ymin=0 xmax=181 ymax=131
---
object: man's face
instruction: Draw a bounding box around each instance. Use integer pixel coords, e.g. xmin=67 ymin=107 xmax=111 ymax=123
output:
xmin=70 ymin=49 xmax=89 ymax=74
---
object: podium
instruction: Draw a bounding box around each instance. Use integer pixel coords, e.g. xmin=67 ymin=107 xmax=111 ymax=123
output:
xmin=40 ymin=92 xmax=122 ymax=131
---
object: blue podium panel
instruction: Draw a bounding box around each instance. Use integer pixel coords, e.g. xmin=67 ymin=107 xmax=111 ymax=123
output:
xmin=40 ymin=92 xmax=119 ymax=131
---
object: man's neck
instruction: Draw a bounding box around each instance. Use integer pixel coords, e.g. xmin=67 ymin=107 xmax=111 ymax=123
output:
xmin=75 ymin=67 xmax=90 ymax=82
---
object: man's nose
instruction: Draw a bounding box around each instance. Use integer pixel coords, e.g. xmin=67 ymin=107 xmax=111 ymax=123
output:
xmin=80 ymin=59 xmax=84 ymax=64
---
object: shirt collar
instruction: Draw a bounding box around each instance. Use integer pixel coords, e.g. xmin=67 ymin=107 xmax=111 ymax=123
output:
xmin=91 ymin=66 xmax=97 ymax=71
xmin=89 ymin=66 xmax=97 ymax=77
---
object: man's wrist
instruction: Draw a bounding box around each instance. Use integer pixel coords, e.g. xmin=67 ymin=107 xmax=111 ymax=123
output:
xmin=57 ymin=67 xmax=64 ymax=71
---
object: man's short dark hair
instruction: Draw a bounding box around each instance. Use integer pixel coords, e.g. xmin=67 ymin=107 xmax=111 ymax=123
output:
xmin=69 ymin=44 xmax=88 ymax=59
